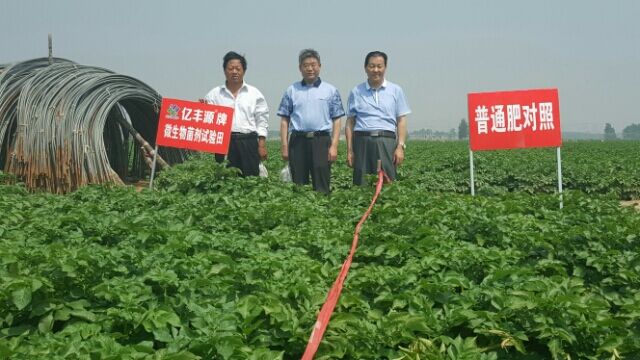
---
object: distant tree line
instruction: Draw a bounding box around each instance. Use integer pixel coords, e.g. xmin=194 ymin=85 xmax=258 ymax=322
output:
xmin=603 ymin=123 xmax=640 ymax=140
xmin=412 ymin=121 xmax=640 ymax=141
xmin=604 ymin=123 xmax=617 ymax=140
xmin=409 ymin=128 xmax=458 ymax=140
xmin=272 ymin=121 xmax=640 ymax=141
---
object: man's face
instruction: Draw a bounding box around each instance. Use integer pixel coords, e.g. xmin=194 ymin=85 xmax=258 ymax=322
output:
xmin=299 ymin=57 xmax=321 ymax=84
xmin=365 ymin=56 xmax=386 ymax=84
xmin=224 ymin=59 xmax=245 ymax=84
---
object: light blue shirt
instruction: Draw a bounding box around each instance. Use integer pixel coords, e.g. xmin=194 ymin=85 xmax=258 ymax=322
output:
xmin=277 ymin=78 xmax=345 ymax=132
xmin=347 ymin=79 xmax=411 ymax=132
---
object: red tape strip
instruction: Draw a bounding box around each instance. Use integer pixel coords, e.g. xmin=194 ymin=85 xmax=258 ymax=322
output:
xmin=301 ymin=170 xmax=386 ymax=359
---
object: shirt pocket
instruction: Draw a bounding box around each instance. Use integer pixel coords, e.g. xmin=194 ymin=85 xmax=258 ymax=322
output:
xmin=313 ymin=97 xmax=331 ymax=112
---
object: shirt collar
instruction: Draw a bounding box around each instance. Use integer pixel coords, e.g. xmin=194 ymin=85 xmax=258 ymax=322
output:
xmin=300 ymin=77 xmax=322 ymax=87
xmin=223 ymin=81 xmax=248 ymax=93
xmin=366 ymin=79 xmax=387 ymax=91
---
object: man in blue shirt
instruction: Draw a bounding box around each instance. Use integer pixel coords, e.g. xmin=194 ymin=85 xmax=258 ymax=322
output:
xmin=345 ymin=51 xmax=411 ymax=185
xmin=278 ymin=49 xmax=345 ymax=194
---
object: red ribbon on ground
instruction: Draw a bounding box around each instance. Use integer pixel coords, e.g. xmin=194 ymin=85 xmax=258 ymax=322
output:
xmin=301 ymin=170 xmax=386 ymax=359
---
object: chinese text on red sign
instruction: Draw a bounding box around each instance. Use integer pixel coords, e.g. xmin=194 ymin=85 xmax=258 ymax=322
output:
xmin=156 ymin=98 xmax=234 ymax=154
xmin=467 ymin=89 xmax=561 ymax=151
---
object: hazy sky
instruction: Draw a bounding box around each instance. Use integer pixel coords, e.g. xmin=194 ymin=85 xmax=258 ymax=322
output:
xmin=2 ymin=0 xmax=638 ymax=133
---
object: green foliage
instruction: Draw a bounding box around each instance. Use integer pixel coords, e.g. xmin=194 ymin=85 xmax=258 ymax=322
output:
xmin=622 ymin=123 xmax=640 ymax=140
xmin=155 ymin=154 xmax=241 ymax=193
xmin=0 ymin=171 xmax=17 ymax=185
xmin=458 ymin=119 xmax=469 ymax=140
xmin=394 ymin=336 xmax=498 ymax=360
xmin=604 ymin=123 xmax=617 ymax=140
xmin=1 ymin=140 xmax=640 ymax=358
xmin=399 ymin=140 xmax=640 ymax=200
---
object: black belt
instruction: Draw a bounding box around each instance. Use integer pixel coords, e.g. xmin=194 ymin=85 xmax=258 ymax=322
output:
xmin=291 ymin=131 xmax=330 ymax=138
xmin=354 ymin=130 xmax=396 ymax=138
xmin=231 ymin=132 xmax=258 ymax=139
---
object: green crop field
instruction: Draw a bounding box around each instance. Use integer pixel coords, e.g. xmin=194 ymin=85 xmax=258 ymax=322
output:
xmin=1 ymin=140 xmax=639 ymax=359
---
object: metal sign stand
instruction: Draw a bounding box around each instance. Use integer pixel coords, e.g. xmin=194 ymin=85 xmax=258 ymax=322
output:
xmin=148 ymin=145 xmax=159 ymax=189
xmin=469 ymin=146 xmax=564 ymax=209
xmin=557 ymin=147 xmax=563 ymax=209
xmin=469 ymin=148 xmax=475 ymax=196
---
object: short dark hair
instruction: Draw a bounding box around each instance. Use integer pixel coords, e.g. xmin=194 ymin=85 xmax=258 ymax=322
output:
xmin=364 ymin=51 xmax=387 ymax=67
xmin=223 ymin=51 xmax=247 ymax=71
xmin=298 ymin=49 xmax=321 ymax=65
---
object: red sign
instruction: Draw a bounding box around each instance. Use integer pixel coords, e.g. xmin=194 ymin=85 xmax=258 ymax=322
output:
xmin=156 ymin=98 xmax=234 ymax=154
xmin=467 ymin=88 xmax=561 ymax=151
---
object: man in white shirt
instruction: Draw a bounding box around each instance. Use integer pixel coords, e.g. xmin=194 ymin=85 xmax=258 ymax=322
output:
xmin=202 ymin=51 xmax=269 ymax=176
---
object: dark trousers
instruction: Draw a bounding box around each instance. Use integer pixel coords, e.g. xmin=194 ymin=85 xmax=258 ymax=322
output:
xmin=215 ymin=132 xmax=259 ymax=177
xmin=352 ymin=134 xmax=397 ymax=185
xmin=288 ymin=133 xmax=331 ymax=194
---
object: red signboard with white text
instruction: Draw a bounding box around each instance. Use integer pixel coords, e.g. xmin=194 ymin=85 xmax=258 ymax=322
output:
xmin=467 ymin=89 xmax=561 ymax=151
xmin=156 ymin=98 xmax=234 ymax=154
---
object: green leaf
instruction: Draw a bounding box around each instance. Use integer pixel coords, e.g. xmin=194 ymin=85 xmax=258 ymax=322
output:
xmin=70 ymin=309 xmax=96 ymax=322
xmin=163 ymin=351 xmax=201 ymax=360
xmin=38 ymin=313 xmax=54 ymax=333
xmin=11 ymin=287 xmax=32 ymax=310
xmin=54 ymin=307 xmax=72 ymax=321
xmin=208 ymin=263 xmax=228 ymax=275
xmin=237 ymin=295 xmax=261 ymax=321
xmin=0 ymin=340 xmax=14 ymax=358
xmin=216 ymin=335 xmax=245 ymax=359
xmin=547 ymin=339 xmax=563 ymax=360
xmin=598 ymin=335 xmax=623 ymax=353
xmin=31 ymin=279 xmax=43 ymax=292
xmin=58 ymin=322 xmax=101 ymax=339
xmin=404 ymin=315 xmax=431 ymax=333
xmin=1 ymin=325 xmax=32 ymax=336
xmin=249 ymin=347 xmax=285 ymax=360
xmin=133 ymin=341 xmax=155 ymax=354
xmin=153 ymin=327 xmax=173 ymax=342
xmin=147 ymin=308 xmax=182 ymax=329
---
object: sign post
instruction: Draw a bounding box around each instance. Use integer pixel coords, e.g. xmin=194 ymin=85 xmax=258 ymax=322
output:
xmin=467 ymin=88 xmax=562 ymax=207
xmin=149 ymin=98 xmax=234 ymax=188
xmin=469 ymin=148 xmax=475 ymax=196
xmin=557 ymin=147 xmax=563 ymax=209
xmin=149 ymin=145 xmax=159 ymax=189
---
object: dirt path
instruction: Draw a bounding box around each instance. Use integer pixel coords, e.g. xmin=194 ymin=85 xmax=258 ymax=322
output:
xmin=621 ymin=200 xmax=640 ymax=211
xmin=129 ymin=181 xmax=149 ymax=192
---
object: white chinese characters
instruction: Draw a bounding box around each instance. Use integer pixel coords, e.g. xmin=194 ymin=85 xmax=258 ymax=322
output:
xmin=475 ymin=102 xmax=554 ymax=135
xmin=162 ymin=104 xmax=230 ymax=145
xmin=162 ymin=124 xmax=225 ymax=145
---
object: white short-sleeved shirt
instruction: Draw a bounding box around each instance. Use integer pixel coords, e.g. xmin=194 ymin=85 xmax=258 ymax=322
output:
xmin=203 ymin=82 xmax=269 ymax=137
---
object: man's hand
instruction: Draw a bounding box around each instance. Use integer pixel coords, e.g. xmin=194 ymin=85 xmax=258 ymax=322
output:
xmin=393 ymin=147 xmax=404 ymax=166
xmin=281 ymin=144 xmax=289 ymax=161
xmin=258 ymin=144 xmax=268 ymax=161
xmin=328 ymin=145 xmax=338 ymax=163
xmin=347 ymin=151 xmax=354 ymax=168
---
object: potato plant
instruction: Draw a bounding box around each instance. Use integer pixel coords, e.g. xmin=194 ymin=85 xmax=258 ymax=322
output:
xmin=1 ymin=141 xmax=639 ymax=359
